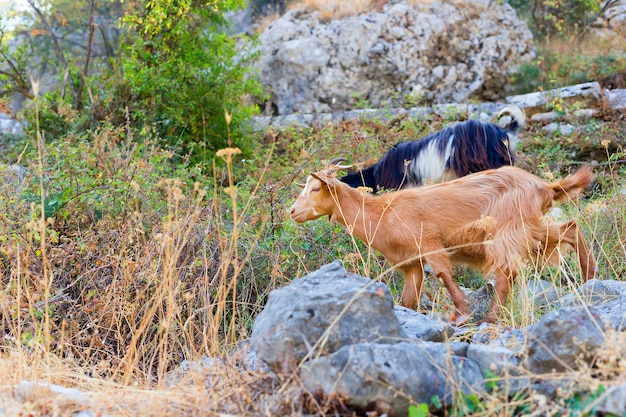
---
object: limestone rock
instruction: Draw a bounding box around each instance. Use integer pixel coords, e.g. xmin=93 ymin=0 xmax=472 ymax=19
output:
xmin=394 ymin=306 xmax=455 ymax=342
xmin=301 ymin=341 xmax=484 ymax=415
xmin=255 ymin=0 xmax=535 ymax=115
xmin=559 ymin=279 xmax=626 ymax=331
xmin=249 ymin=261 xmax=406 ymax=371
xmin=595 ymin=383 xmax=626 ymax=417
xmin=506 ymin=82 xmax=602 ymax=117
xmin=526 ymin=306 xmax=606 ymax=374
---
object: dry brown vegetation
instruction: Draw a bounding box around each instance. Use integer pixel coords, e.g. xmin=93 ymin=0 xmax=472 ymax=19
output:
xmin=1 ymin=0 xmax=626 ymax=410
xmin=264 ymin=0 xmax=489 ymax=26
xmin=0 ymin=98 xmax=624 ymax=415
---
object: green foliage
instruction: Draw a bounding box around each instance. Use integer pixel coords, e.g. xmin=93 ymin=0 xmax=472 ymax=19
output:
xmin=510 ymin=46 xmax=626 ymax=94
xmin=119 ymin=0 xmax=265 ymax=163
xmin=0 ymin=0 xmax=128 ymax=114
xmin=1 ymin=0 xmax=265 ymax=167
xmin=558 ymin=385 xmax=607 ymax=416
xmin=483 ymin=369 xmax=499 ymax=392
xmin=20 ymin=122 xmax=196 ymax=223
xmin=408 ymin=403 xmax=429 ymax=417
xmin=0 ymin=21 xmax=33 ymax=102
xmin=22 ymin=94 xmax=89 ymax=141
xmin=507 ymin=0 xmax=608 ymax=39
xmin=451 ymin=392 xmax=485 ymax=416
xmin=430 ymin=395 xmax=442 ymax=409
xmin=408 ymin=395 xmax=443 ymax=417
xmin=352 ymin=92 xmax=371 ymax=110
xmin=404 ymin=91 xmax=427 ymax=108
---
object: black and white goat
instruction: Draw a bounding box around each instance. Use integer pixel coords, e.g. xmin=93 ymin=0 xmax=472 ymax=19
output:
xmin=340 ymin=106 xmax=526 ymax=192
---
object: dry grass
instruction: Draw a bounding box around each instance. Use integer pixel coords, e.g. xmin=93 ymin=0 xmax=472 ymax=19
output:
xmin=0 ymin=92 xmax=625 ymax=416
xmin=254 ymin=0 xmax=487 ymax=33
xmin=0 ymin=1 xmax=624 ymax=413
xmin=288 ymin=0 xmax=376 ymax=20
xmin=282 ymin=0 xmax=473 ymax=22
xmin=0 ymin=351 xmax=291 ymax=416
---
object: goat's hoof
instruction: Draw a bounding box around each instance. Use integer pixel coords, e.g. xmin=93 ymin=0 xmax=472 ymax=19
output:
xmin=452 ymin=313 xmax=472 ymax=327
xmin=476 ymin=317 xmax=497 ymax=325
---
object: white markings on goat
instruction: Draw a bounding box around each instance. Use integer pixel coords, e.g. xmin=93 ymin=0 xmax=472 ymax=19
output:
xmin=301 ymin=175 xmax=322 ymax=217
xmin=298 ymin=177 xmax=311 ymax=198
xmin=409 ymin=135 xmax=453 ymax=183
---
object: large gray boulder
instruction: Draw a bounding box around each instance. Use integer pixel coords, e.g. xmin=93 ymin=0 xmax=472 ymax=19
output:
xmin=301 ymin=341 xmax=484 ymax=416
xmin=561 ymin=279 xmax=626 ymax=305
xmin=605 ymin=88 xmax=626 ymax=110
xmin=249 ymin=261 xmax=406 ymax=371
xmin=526 ymin=306 xmax=606 ymax=374
xmin=592 ymin=0 xmax=626 ymax=36
xmin=256 ymin=0 xmax=535 ymax=115
xmin=559 ymin=279 xmax=626 ymax=331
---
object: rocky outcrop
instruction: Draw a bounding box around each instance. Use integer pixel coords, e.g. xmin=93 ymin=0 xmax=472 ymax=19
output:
xmin=249 ymin=262 xmax=406 ymax=371
xmin=593 ymin=0 xmax=626 ymax=36
xmin=506 ymin=82 xmax=603 ymax=116
xmin=0 ymin=112 xmax=23 ymax=135
xmin=301 ymin=341 xmax=484 ymax=415
xmin=255 ymin=0 xmax=535 ymax=115
xmin=250 ymin=262 xmax=626 ymax=416
xmin=526 ymin=306 xmax=606 ymax=374
xmin=249 ymin=82 xmax=626 ymax=131
xmin=558 ymin=279 xmax=626 ymax=331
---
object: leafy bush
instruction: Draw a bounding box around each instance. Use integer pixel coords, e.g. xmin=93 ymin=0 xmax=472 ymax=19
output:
xmin=119 ymin=0 xmax=265 ymax=163
xmin=1 ymin=0 xmax=265 ymax=167
xmin=506 ymin=0 xmax=614 ymax=39
xmin=505 ymin=2 xmax=626 ymax=94
xmin=509 ymin=40 xmax=626 ymax=94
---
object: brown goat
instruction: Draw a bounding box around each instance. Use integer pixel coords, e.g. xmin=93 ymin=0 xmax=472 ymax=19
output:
xmin=290 ymin=165 xmax=597 ymax=324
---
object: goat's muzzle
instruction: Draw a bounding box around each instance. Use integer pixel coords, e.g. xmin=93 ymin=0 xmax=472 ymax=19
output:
xmin=289 ymin=206 xmax=305 ymax=223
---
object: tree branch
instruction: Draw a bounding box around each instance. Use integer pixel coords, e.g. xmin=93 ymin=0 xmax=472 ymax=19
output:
xmin=26 ymin=0 xmax=79 ymax=104
xmin=580 ymin=0 xmax=623 ymax=35
xmin=0 ymin=29 xmax=34 ymax=100
xmin=76 ymin=0 xmax=96 ymax=110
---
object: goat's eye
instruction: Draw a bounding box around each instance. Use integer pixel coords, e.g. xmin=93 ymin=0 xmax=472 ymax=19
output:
xmin=311 ymin=187 xmax=320 ymax=193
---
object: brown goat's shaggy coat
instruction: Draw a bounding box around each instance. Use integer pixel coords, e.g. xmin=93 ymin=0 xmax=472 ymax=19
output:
xmin=290 ymin=166 xmax=596 ymax=324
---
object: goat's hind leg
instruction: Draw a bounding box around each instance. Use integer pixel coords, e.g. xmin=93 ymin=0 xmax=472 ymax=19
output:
xmin=480 ymin=268 xmax=516 ymax=324
xmin=543 ymin=220 xmax=597 ymax=281
xmin=399 ymin=264 xmax=425 ymax=311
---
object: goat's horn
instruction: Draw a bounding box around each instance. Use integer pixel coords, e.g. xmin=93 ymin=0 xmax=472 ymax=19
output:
xmin=328 ymin=157 xmax=348 ymax=165
xmin=327 ymin=156 xmax=353 ymax=170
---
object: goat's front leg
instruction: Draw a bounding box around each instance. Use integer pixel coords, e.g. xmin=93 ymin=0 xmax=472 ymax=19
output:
xmin=399 ymin=265 xmax=425 ymax=310
xmin=480 ymin=268 xmax=516 ymax=324
xmin=427 ymin=254 xmax=470 ymax=325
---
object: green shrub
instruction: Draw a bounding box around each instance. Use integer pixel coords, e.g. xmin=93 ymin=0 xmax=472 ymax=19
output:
xmin=507 ymin=0 xmax=609 ymax=39
xmin=119 ymin=0 xmax=265 ymax=164
xmin=509 ymin=45 xmax=626 ymax=94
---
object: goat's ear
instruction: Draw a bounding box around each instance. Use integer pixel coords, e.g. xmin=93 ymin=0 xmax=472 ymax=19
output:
xmin=295 ymin=182 xmax=305 ymax=188
xmin=310 ymin=172 xmax=324 ymax=182
xmin=311 ymin=172 xmax=331 ymax=185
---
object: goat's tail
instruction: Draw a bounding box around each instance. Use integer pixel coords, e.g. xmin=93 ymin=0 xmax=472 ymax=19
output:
xmin=549 ymin=166 xmax=595 ymax=203
xmin=496 ymin=106 xmax=526 ymax=134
